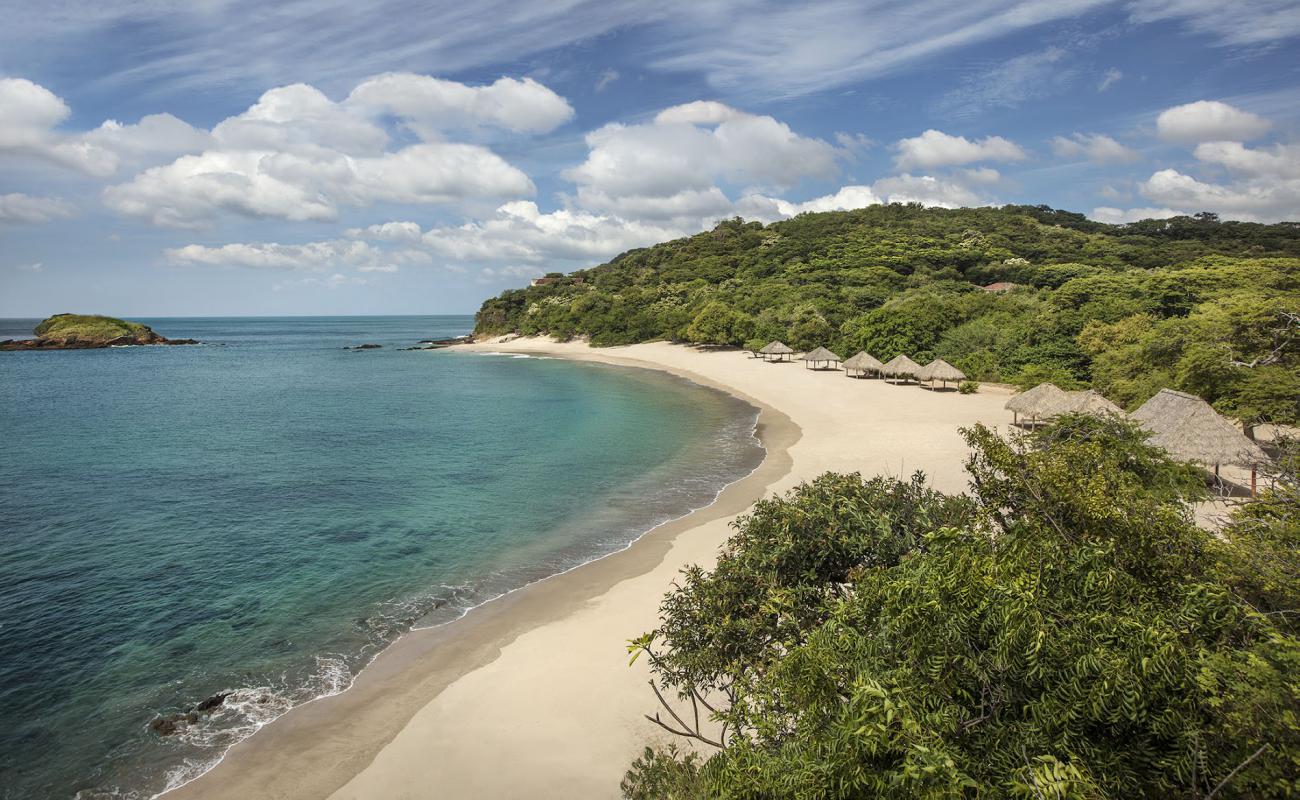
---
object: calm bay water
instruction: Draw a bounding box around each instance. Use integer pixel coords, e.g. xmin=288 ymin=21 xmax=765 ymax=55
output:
xmin=0 ymin=316 xmax=762 ymax=799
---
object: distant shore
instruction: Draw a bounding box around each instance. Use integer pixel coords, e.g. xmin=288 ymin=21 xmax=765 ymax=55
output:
xmin=167 ymin=337 xmax=1015 ymax=800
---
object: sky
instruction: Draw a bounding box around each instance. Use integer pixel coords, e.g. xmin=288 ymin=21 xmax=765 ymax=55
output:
xmin=1 ymin=1 xmax=1298 ymax=317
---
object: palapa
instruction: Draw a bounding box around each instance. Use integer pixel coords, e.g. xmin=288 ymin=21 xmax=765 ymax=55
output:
xmin=1131 ymin=388 xmax=1268 ymax=469
xmin=880 ymin=354 xmax=923 ymax=384
xmin=801 ymin=346 xmax=842 ymax=370
xmin=843 ymin=351 xmax=884 ymax=378
xmin=1057 ymin=389 xmax=1123 ymax=417
xmin=1005 ymin=382 xmax=1070 ymax=426
xmin=758 ymin=340 xmax=794 ymax=362
xmin=917 ymin=358 xmax=966 ymax=389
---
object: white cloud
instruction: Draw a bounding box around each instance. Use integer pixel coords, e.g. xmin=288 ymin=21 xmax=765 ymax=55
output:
xmin=346 ymin=221 xmax=425 ymax=243
xmin=1098 ymin=67 xmax=1122 ymax=91
xmin=273 ymin=272 xmax=371 ymax=291
xmin=1192 ymin=141 xmax=1300 ymax=178
xmin=0 ymin=193 xmax=75 ymax=224
xmin=1140 ymin=167 xmax=1300 ymax=222
xmin=344 ymin=73 xmax=573 ymax=136
xmin=1156 ymin=100 xmax=1271 ymax=143
xmin=348 ymin=200 xmax=691 ymax=266
xmin=934 ymin=47 xmax=1075 ymax=118
xmin=15 ymin=261 xmax=43 ymax=272
xmin=104 ymin=76 xmax=543 ymax=228
xmin=872 ymin=174 xmax=986 ymax=208
xmin=1050 ymin=132 xmax=1140 ymax=164
xmin=594 ymin=69 xmax=620 ymax=93
xmin=1089 ymin=206 xmax=1183 ymax=224
xmin=893 ymin=130 xmax=1026 ymax=171
xmin=0 ymin=78 xmax=210 ymax=177
xmin=165 ymin=239 xmax=430 ymax=271
xmin=960 ymin=167 xmax=1002 ymax=184
xmin=564 ymin=102 xmax=839 ymax=220
xmin=1126 ymin=0 xmax=1300 ymax=46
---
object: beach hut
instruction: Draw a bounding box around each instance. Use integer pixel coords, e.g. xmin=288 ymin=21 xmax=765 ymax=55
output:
xmin=801 ymin=346 xmax=842 ymax=371
xmin=1131 ymin=388 xmax=1269 ymax=494
xmin=1058 ymin=389 xmax=1123 ymax=417
xmin=881 ymin=354 xmax=923 ymax=384
xmin=1005 ymin=382 xmax=1070 ymax=428
xmin=843 ymin=351 xmax=884 ymax=379
xmin=758 ymin=340 xmax=794 ymax=363
xmin=917 ymin=359 xmax=966 ymax=391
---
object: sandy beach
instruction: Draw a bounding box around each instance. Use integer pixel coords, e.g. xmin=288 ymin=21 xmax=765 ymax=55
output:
xmin=168 ymin=338 xmax=1016 ymax=800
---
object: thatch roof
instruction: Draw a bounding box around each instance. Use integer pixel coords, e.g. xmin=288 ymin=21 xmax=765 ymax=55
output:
xmin=802 ymin=346 xmax=842 ymax=362
xmin=1131 ymin=388 xmax=1268 ymax=467
xmin=843 ymin=351 xmax=884 ymax=371
xmin=881 ymin=354 xmax=922 ymax=377
xmin=1058 ymin=389 xmax=1123 ymax=417
xmin=1005 ymin=382 xmax=1070 ymax=418
xmin=759 ymin=340 xmax=794 ymax=355
xmin=917 ymin=358 xmax=966 ymax=383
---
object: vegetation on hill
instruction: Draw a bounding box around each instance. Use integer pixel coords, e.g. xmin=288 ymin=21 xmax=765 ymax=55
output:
xmin=622 ymin=416 xmax=1300 ymax=799
xmin=32 ymin=314 xmax=154 ymax=342
xmin=474 ymin=205 xmax=1300 ymax=425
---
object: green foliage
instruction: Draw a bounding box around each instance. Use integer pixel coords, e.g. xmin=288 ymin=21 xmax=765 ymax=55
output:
xmin=624 ymin=419 xmax=1300 ymax=799
xmin=33 ymin=313 xmax=150 ymax=342
xmin=476 ymin=206 xmax=1300 ymax=424
xmin=958 ymin=380 xmax=979 ymax=395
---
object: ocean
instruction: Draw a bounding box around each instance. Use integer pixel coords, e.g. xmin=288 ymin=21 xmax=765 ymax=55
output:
xmin=0 ymin=316 xmax=763 ymax=799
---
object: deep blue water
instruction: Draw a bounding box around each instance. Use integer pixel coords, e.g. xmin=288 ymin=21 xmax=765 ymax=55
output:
xmin=0 ymin=316 xmax=762 ymax=799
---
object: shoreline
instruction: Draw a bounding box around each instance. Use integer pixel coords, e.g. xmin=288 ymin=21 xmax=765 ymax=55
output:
xmin=163 ymin=340 xmax=803 ymax=800
xmin=166 ymin=337 xmax=1014 ymax=799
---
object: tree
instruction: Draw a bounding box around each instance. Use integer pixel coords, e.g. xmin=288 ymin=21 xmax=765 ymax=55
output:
xmin=624 ymin=418 xmax=1300 ymax=799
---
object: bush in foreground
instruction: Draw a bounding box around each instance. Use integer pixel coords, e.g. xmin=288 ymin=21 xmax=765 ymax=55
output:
xmin=624 ymin=416 xmax=1299 ymax=799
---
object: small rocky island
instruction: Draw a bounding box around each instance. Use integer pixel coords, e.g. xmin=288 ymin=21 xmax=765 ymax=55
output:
xmin=0 ymin=314 xmax=199 ymax=351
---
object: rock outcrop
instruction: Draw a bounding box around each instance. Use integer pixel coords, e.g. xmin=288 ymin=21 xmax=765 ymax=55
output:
xmin=0 ymin=314 xmax=199 ymax=350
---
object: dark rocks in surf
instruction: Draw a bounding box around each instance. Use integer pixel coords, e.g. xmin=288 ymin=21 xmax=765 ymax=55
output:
xmin=148 ymin=691 xmax=233 ymax=736
xmin=344 ymin=343 xmax=383 ymax=350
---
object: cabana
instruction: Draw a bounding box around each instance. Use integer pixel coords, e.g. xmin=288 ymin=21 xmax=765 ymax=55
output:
xmin=1058 ymin=389 xmax=1123 ymax=417
xmin=801 ymin=346 xmax=842 ymax=371
xmin=1005 ymin=382 xmax=1070 ymax=428
xmin=917 ymin=359 xmax=966 ymax=391
xmin=758 ymin=340 xmax=794 ymax=363
xmin=881 ymin=354 xmax=923 ymax=385
xmin=842 ymin=351 xmax=884 ymax=379
xmin=1131 ymin=388 xmax=1269 ymax=495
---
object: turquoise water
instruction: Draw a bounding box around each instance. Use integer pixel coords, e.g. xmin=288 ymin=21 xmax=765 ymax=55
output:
xmin=0 ymin=316 xmax=762 ymax=799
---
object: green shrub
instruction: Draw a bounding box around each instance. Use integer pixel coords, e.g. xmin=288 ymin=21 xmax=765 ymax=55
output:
xmin=958 ymin=380 xmax=979 ymax=394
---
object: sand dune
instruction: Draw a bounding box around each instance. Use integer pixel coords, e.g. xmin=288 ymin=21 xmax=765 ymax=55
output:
xmin=168 ymin=338 xmax=1015 ymax=800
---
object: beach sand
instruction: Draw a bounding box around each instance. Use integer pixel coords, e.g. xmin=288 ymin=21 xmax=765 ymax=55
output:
xmin=167 ymin=338 xmax=1015 ymax=800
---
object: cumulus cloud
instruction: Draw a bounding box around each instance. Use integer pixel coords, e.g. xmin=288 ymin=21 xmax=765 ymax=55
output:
xmin=872 ymin=174 xmax=986 ymax=207
xmin=1130 ymin=137 xmax=1300 ymax=223
xmin=736 ymin=185 xmax=883 ymax=221
xmin=104 ymin=76 xmax=545 ymax=228
xmin=1156 ymin=100 xmax=1271 ymax=144
xmin=1050 ymin=132 xmax=1140 ymax=164
xmin=348 ymin=200 xmax=692 ymax=266
xmin=0 ymin=192 xmax=75 ymax=224
xmin=1089 ymin=206 xmax=1182 ymax=224
xmin=0 ymin=78 xmax=210 ymax=177
xmin=893 ymin=130 xmax=1026 ymax=170
xmin=566 ymin=101 xmax=838 ymax=208
xmin=166 ymin=239 xmax=430 ymax=271
xmin=344 ymin=73 xmax=573 ymax=136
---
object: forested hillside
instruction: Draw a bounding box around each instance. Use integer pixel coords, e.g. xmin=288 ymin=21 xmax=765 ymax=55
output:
xmin=474 ymin=205 xmax=1300 ymax=425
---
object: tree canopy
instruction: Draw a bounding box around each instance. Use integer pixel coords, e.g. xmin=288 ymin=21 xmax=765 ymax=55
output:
xmin=621 ymin=417 xmax=1300 ymax=799
xmin=475 ymin=205 xmax=1300 ymax=424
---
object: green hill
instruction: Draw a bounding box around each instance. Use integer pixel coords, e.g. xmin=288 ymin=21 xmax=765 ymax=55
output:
xmin=32 ymin=314 xmax=157 ymax=342
xmin=475 ymin=205 xmax=1300 ymax=426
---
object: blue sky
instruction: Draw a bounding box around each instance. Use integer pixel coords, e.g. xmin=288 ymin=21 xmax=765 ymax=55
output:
xmin=1 ymin=0 xmax=1298 ymax=316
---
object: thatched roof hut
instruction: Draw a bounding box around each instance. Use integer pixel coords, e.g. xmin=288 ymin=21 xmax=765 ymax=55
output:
xmin=1058 ymin=389 xmax=1123 ymax=417
xmin=881 ymin=354 xmax=923 ymax=384
xmin=1131 ymin=389 xmax=1268 ymax=469
xmin=801 ymin=346 xmax=842 ymax=370
xmin=759 ymin=340 xmax=794 ymax=362
xmin=843 ymin=351 xmax=884 ymax=378
xmin=1005 ymin=382 xmax=1070 ymax=426
xmin=917 ymin=359 xmax=966 ymax=389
